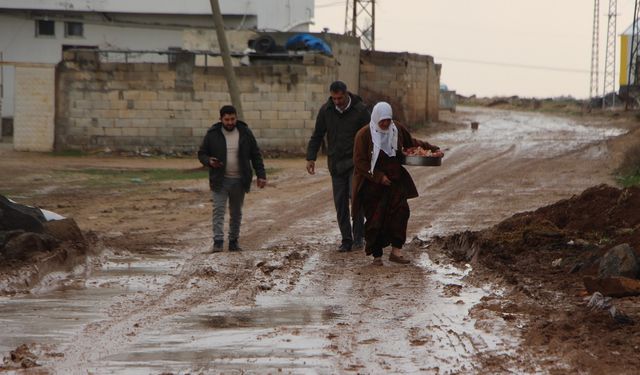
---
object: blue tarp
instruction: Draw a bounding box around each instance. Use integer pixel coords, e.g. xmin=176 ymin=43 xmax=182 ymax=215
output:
xmin=285 ymin=33 xmax=332 ymax=55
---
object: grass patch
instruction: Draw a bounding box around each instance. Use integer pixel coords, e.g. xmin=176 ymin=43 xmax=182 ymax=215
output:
xmin=61 ymin=167 xmax=281 ymax=188
xmin=615 ymin=142 xmax=640 ymax=187
xmin=617 ymin=173 xmax=640 ymax=187
xmin=75 ymin=168 xmax=208 ymax=184
xmin=49 ymin=150 xmax=88 ymax=157
xmin=81 ymin=168 xmax=206 ymax=180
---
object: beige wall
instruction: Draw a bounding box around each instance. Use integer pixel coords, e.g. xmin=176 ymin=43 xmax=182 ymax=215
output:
xmin=14 ymin=66 xmax=56 ymax=151
xmin=55 ymin=52 xmax=337 ymax=152
xmin=359 ymin=51 xmax=440 ymax=126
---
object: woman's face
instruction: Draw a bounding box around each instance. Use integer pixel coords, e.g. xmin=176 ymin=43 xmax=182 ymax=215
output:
xmin=378 ymin=118 xmax=391 ymax=130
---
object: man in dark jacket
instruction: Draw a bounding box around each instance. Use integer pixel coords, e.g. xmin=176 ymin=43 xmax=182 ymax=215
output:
xmin=198 ymin=105 xmax=267 ymax=252
xmin=306 ymin=81 xmax=371 ymax=252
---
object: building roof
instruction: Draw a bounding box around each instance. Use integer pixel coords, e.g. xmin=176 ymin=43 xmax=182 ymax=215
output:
xmin=0 ymin=0 xmax=253 ymax=15
xmin=622 ymin=20 xmax=640 ymax=36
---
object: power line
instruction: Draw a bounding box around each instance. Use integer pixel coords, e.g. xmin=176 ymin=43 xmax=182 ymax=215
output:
xmin=436 ymin=56 xmax=590 ymax=74
xmin=316 ymin=1 xmax=344 ymax=8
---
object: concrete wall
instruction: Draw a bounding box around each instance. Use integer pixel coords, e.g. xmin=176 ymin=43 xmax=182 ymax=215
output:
xmin=359 ymin=50 xmax=440 ymax=126
xmin=14 ymin=65 xmax=55 ymax=151
xmin=55 ymin=51 xmax=337 ymax=152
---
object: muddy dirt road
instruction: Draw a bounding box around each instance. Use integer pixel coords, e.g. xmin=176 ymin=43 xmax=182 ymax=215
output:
xmin=0 ymin=107 xmax=635 ymax=373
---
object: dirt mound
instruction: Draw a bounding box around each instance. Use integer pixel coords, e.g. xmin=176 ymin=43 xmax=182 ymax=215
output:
xmin=0 ymin=197 xmax=94 ymax=294
xmin=435 ymin=184 xmax=640 ymax=372
xmin=442 ymin=184 xmax=640 ymax=275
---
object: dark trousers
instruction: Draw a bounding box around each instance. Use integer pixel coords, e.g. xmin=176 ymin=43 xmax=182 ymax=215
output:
xmin=331 ymin=169 xmax=364 ymax=245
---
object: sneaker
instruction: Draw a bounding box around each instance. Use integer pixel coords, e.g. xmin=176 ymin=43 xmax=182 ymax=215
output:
xmin=338 ymin=242 xmax=352 ymax=252
xmin=372 ymin=257 xmax=383 ymax=266
xmin=229 ymin=240 xmax=242 ymax=252
xmin=212 ymin=240 xmax=223 ymax=253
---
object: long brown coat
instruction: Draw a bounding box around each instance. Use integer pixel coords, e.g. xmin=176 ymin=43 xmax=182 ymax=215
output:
xmin=351 ymin=123 xmax=439 ymax=217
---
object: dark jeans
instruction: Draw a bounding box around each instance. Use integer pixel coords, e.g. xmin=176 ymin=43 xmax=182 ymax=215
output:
xmin=212 ymin=177 xmax=245 ymax=243
xmin=331 ymin=169 xmax=364 ymax=245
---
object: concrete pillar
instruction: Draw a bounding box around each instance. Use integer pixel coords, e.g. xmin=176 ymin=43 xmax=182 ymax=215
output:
xmin=14 ymin=65 xmax=56 ymax=151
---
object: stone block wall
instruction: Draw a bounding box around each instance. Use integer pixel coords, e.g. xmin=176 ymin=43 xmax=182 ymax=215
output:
xmin=359 ymin=50 xmax=440 ymax=126
xmin=14 ymin=65 xmax=56 ymax=151
xmin=55 ymin=51 xmax=338 ymax=152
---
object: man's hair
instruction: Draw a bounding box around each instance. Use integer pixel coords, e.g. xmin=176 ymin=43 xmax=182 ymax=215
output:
xmin=219 ymin=105 xmax=237 ymax=118
xmin=329 ymin=80 xmax=347 ymax=94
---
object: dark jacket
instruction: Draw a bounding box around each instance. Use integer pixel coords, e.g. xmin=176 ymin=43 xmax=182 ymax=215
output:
xmin=197 ymin=121 xmax=266 ymax=193
xmin=351 ymin=122 xmax=440 ymax=217
xmin=306 ymin=93 xmax=371 ymax=176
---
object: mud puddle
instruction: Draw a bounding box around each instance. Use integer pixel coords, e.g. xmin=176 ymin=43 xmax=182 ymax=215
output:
xmin=98 ymin=302 xmax=342 ymax=373
xmin=438 ymin=107 xmax=626 ymax=156
xmin=0 ymin=250 xmax=183 ymax=357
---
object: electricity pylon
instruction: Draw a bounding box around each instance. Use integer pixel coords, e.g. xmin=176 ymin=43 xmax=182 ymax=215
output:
xmin=627 ymin=0 xmax=640 ymax=109
xmin=590 ymin=0 xmax=600 ymax=103
xmin=345 ymin=0 xmax=376 ymax=50
xmin=602 ymin=0 xmax=617 ymax=108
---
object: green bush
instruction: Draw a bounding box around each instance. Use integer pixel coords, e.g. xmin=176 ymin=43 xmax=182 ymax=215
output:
xmin=616 ymin=143 xmax=640 ymax=187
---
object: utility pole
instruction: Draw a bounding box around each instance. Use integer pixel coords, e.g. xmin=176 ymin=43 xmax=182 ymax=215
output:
xmin=627 ymin=0 xmax=640 ymax=109
xmin=345 ymin=0 xmax=375 ymax=50
xmin=209 ymin=0 xmax=243 ymax=119
xmin=589 ymin=0 xmax=600 ymax=103
xmin=602 ymin=0 xmax=617 ymax=108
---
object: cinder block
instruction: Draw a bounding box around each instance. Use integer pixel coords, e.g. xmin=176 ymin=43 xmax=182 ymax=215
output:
xmin=104 ymin=127 xmax=122 ymax=136
xmin=185 ymin=101 xmax=203 ymax=111
xmin=168 ymin=101 xmax=186 ymax=111
xmin=139 ymin=128 xmax=158 ymax=137
xmin=261 ymin=111 xmax=278 ymax=120
xmin=173 ymin=128 xmax=193 ymax=137
xmin=114 ymin=119 xmax=134 ymax=128
xmin=243 ymin=110 xmax=261 ymax=121
xmin=132 ymin=119 xmax=150 ymax=127
xmin=134 ymin=101 xmax=152 ymax=110
xmin=151 ymin=101 xmax=169 ymax=110
xmin=139 ymin=91 xmax=158 ymax=101
xmin=122 ymin=127 xmax=140 ymax=136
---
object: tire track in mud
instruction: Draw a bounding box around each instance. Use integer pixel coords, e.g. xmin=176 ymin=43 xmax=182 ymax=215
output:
xmin=51 ymin=165 xmax=341 ymax=371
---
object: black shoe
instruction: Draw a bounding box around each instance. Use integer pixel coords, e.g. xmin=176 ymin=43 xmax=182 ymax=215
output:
xmin=212 ymin=240 xmax=223 ymax=253
xmin=229 ymin=240 xmax=242 ymax=252
xmin=352 ymin=240 xmax=364 ymax=250
xmin=338 ymin=242 xmax=352 ymax=252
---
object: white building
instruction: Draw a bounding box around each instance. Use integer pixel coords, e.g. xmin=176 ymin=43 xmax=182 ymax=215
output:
xmin=0 ymin=0 xmax=315 ymax=147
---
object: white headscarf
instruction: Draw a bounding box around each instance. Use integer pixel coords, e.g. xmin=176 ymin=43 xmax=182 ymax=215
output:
xmin=369 ymin=102 xmax=398 ymax=174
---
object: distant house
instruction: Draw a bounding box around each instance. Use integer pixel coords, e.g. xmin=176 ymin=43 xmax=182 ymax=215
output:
xmin=0 ymin=0 xmax=315 ymax=147
xmin=619 ymin=21 xmax=640 ymax=91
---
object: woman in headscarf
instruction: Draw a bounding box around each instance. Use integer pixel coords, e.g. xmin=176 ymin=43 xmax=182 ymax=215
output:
xmin=352 ymin=102 xmax=443 ymax=265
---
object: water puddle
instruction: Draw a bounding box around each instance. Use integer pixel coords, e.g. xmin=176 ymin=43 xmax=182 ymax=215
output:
xmin=413 ymin=252 xmax=518 ymax=373
xmin=98 ymin=300 xmax=344 ymax=373
xmin=0 ymin=251 xmax=183 ymax=356
xmin=435 ymin=107 xmax=626 ymax=157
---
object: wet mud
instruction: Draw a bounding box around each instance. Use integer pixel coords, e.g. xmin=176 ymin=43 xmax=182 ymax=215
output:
xmin=0 ymin=106 xmax=639 ymax=373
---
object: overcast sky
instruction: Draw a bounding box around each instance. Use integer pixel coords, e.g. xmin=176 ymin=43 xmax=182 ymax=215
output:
xmin=312 ymin=0 xmax=637 ymax=99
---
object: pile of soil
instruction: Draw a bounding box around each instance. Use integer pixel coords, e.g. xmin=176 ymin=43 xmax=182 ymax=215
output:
xmin=434 ymin=184 xmax=640 ymax=371
xmin=441 ymin=184 xmax=640 ymax=280
xmin=0 ymin=196 xmax=93 ymax=294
